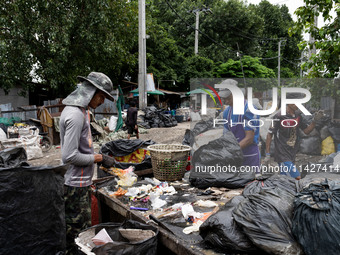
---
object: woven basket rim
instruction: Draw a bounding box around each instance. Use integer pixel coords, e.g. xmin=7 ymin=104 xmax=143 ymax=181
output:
xmin=147 ymin=144 xmax=191 ymax=153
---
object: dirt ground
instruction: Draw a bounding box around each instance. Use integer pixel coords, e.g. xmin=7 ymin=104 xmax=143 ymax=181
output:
xmin=28 ymin=122 xmax=191 ymax=167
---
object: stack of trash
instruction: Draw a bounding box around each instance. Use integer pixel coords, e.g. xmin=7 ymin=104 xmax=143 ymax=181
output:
xmin=75 ymin=220 xmax=158 ymax=255
xmin=138 ymin=106 xmax=178 ymax=129
xmin=0 ymin=123 xmax=43 ymax=160
xmin=186 ymin=119 xmax=255 ymax=189
xmin=199 ymin=173 xmax=340 ymax=255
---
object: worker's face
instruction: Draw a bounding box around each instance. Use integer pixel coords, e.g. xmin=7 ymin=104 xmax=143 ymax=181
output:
xmin=224 ymin=95 xmax=233 ymax=106
xmin=89 ymin=91 xmax=106 ymax=109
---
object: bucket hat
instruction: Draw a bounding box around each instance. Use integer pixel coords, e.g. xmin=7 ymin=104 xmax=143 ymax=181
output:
xmin=78 ymin=72 xmax=114 ymax=101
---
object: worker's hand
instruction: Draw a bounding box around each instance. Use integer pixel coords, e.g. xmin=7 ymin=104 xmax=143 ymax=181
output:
xmin=101 ymin=154 xmax=116 ymax=168
xmin=313 ymin=110 xmax=325 ymax=122
xmin=94 ymin=154 xmax=103 ymax=163
xmin=262 ymin=153 xmax=270 ymax=166
xmin=135 ymin=125 xmax=138 ymax=130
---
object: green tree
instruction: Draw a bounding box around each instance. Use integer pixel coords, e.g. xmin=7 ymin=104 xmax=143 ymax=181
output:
xmin=215 ymin=55 xmax=275 ymax=79
xmin=251 ymin=1 xmax=302 ymax=77
xmin=291 ymin=1 xmax=340 ymax=79
xmin=0 ymin=0 xmax=139 ymax=97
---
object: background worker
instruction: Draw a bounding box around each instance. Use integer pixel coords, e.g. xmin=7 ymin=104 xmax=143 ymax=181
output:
xmin=218 ymin=79 xmax=261 ymax=177
xmin=126 ymin=100 xmax=139 ymax=139
xmin=59 ymin=72 xmax=114 ymax=254
xmin=264 ymin=93 xmax=324 ymax=180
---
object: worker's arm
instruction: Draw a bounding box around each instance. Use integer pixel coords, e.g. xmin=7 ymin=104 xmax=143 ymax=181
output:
xmin=303 ymin=121 xmax=316 ymax=135
xmin=266 ymin=132 xmax=273 ymax=154
xmin=303 ymin=110 xmax=324 ymax=135
xmin=239 ymin=130 xmax=255 ymax=149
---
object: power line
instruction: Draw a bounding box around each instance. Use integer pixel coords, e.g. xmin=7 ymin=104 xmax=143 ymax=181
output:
xmin=164 ymin=0 xmax=239 ymax=55
xmin=259 ymin=56 xmax=279 ymax=60
xmin=282 ymin=57 xmax=301 ymax=66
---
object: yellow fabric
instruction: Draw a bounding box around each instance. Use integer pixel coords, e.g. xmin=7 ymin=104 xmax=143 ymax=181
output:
xmin=321 ymin=136 xmax=336 ymax=155
xmin=115 ymin=149 xmax=150 ymax=163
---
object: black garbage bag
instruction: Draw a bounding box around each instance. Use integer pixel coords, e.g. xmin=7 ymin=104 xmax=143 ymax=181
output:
xmin=301 ymin=113 xmax=330 ymax=130
xmin=242 ymin=174 xmax=298 ymax=197
xmin=192 ymin=119 xmax=214 ymax=136
xmin=0 ymin=123 xmax=7 ymax=133
xmin=199 ymin=196 xmax=258 ymax=253
xmin=138 ymin=122 xmax=151 ymax=129
xmin=0 ymin=147 xmax=29 ymax=167
xmin=182 ymin=119 xmax=215 ymax=146
xmin=192 ymin=132 xmax=243 ymax=167
xmin=82 ymin=220 xmax=158 ymax=255
xmin=298 ymin=172 xmax=340 ymax=191
xmin=292 ymin=179 xmax=340 ymax=255
xmin=328 ymin=122 xmax=340 ymax=143
xmin=298 ymin=128 xmax=320 ymax=138
xmin=320 ymin=126 xmax=330 ymax=140
xmin=182 ymin=129 xmax=195 ymax=146
xmin=144 ymin=106 xmax=158 ymax=119
xmin=0 ymin=164 xmax=67 ymax=255
xmin=316 ymin=114 xmax=331 ymax=129
xmin=190 ymin=133 xmax=254 ymax=189
xmin=100 ymin=139 xmax=155 ymax=157
xmin=152 ymin=117 xmax=161 ymax=124
xmin=233 ymin=187 xmax=303 ymax=255
xmin=299 ymin=136 xmax=321 ymax=155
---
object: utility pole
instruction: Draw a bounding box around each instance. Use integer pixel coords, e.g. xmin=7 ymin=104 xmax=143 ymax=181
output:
xmin=194 ymin=10 xmax=199 ymax=55
xmin=277 ymin=39 xmax=286 ymax=86
xmin=300 ymin=50 xmax=304 ymax=78
xmin=278 ymin=40 xmax=281 ymax=86
xmin=138 ymin=0 xmax=147 ymax=109
xmin=190 ymin=7 xmax=212 ymax=55
xmin=308 ymin=12 xmax=318 ymax=74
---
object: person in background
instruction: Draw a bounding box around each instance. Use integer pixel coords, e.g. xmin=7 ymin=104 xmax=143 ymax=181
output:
xmin=218 ymin=79 xmax=261 ymax=177
xmin=264 ymin=93 xmax=324 ymax=180
xmin=126 ymin=100 xmax=139 ymax=139
xmin=59 ymin=72 xmax=114 ymax=254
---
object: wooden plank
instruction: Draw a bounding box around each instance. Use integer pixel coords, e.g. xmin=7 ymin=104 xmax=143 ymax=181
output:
xmin=95 ymin=190 xmax=204 ymax=255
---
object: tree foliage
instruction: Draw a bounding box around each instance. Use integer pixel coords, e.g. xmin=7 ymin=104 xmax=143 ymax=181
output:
xmin=0 ymin=0 xmax=138 ymax=97
xmin=291 ymin=1 xmax=340 ymax=78
xmin=0 ymin=0 xmax=305 ymax=99
xmin=215 ymin=55 xmax=276 ymax=78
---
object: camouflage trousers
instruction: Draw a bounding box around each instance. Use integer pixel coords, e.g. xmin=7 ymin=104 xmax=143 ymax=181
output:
xmin=64 ymin=185 xmax=91 ymax=255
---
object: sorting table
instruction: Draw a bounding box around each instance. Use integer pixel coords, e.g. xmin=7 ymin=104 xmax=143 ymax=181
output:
xmin=93 ymin=178 xmax=243 ymax=255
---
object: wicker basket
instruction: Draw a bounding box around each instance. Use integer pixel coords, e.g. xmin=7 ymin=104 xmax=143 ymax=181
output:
xmin=147 ymin=144 xmax=191 ymax=181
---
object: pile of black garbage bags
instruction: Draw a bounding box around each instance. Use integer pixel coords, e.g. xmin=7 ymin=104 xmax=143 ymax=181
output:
xmin=200 ymin=173 xmax=340 ymax=255
xmin=184 ymin=119 xmax=340 ymax=255
xmin=298 ymin=113 xmax=339 ymax=155
xmin=138 ymin=106 xmax=177 ymax=129
xmin=185 ymin=119 xmax=255 ymax=189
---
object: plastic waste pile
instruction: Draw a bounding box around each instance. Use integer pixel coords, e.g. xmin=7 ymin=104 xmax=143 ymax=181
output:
xmin=0 ymin=123 xmax=43 ymax=160
xmin=138 ymin=106 xmax=178 ymax=129
xmin=199 ymin=173 xmax=340 ymax=255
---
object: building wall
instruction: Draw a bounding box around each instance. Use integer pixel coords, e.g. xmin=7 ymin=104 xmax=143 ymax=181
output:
xmin=0 ymin=87 xmax=29 ymax=109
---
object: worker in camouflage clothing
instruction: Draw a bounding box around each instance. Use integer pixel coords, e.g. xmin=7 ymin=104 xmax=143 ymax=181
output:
xmin=60 ymin=72 xmax=114 ymax=254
